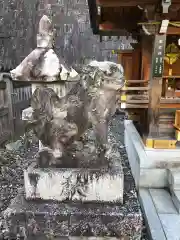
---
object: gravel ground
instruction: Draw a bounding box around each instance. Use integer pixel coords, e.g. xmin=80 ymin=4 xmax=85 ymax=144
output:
xmin=110 ymin=113 xmax=149 ymax=240
xmin=0 ymin=115 xmax=149 ymax=239
xmin=0 ymin=132 xmax=38 ymax=222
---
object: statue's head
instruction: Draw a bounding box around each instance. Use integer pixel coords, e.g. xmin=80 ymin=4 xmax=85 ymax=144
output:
xmin=81 ymin=61 xmax=125 ymax=92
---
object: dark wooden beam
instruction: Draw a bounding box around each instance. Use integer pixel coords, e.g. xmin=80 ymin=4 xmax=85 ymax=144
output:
xmin=120 ymin=103 xmax=180 ymax=109
xmin=87 ymin=0 xmax=99 ymax=34
xmin=99 ymin=22 xmax=180 ymax=35
xmin=99 ymin=22 xmax=135 ymax=30
xmin=99 ymin=29 xmax=135 ymax=37
xmin=97 ymin=0 xmax=180 ymax=7
xmin=96 ymin=0 xmax=157 ymax=7
xmin=99 ymin=22 xmax=141 ymax=37
xmin=167 ymin=26 xmax=180 ymax=34
xmin=160 ymin=104 xmax=180 ymax=108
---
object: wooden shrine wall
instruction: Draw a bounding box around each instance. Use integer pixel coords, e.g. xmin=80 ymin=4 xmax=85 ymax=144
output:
xmin=141 ymin=37 xmax=153 ymax=81
xmin=117 ymin=49 xmax=141 ymax=80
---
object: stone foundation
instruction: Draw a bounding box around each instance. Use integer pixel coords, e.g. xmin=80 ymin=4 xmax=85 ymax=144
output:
xmin=125 ymin=120 xmax=180 ymax=239
xmin=3 ymin=185 xmax=142 ymax=239
xmin=1 ymin=117 xmax=143 ymax=239
xmin=124 ymin=120 xmax=180 ymax=188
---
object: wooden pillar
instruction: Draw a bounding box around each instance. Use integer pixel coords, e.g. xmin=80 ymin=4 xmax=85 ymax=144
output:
xmin=141 ymin=36 xmax=153 ymax=82
xmin=140 ymin=36 xmax=153 ymax=134
xmin=146 ymin=34 xmax=167 ymax=139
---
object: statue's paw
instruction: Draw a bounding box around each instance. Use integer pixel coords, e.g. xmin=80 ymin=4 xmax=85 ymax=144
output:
xmin=37 ymin=149 xmax=53 ymax=168
xmin=76 ymin=187 xmax=87 ymax=197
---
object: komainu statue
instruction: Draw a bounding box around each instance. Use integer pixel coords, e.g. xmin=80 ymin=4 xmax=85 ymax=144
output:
xmin=10 ymin=15 xmax=125 ymax=168
xmin=30 ymin=63 xmax=124 ymax=167
xmin=3 ymin=16 xmax=143 ymax=239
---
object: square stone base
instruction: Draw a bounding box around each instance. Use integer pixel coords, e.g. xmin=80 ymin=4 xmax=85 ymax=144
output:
xmin=2 ymin=189 xmax=143 ymax=239
xmin=24 ymin=163 xmax=124 ymax=203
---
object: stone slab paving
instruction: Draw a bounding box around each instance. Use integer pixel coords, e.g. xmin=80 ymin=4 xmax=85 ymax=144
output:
xmin=168 ymin=168 xmax=180 ymax=191
xmin=159 ymin=214 xmax=180 ymax=240
xmin=139 ymin=188 xmax=180 ymax=240
xmin=149 ymin=189 xmax=177 ymax=214
xmin=171 ymin=190 xmax=180 ymax=213
xmin=139 ymin=189 xmax=166 ymax=240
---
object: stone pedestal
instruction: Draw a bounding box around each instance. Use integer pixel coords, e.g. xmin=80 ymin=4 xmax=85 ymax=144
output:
xmin=4 ymin=14 xmax=144 ymax=239
xmin=3 ymin=179 xmax=142 ymax=239
xmin=1 ymin=117 xmax=144 ymax=239
xmin=24 ymin=163 xmax=124 ymax=203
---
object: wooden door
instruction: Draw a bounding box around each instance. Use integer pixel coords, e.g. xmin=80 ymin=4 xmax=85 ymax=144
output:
xmin=118 ymin=50 xmax=140 ymax=80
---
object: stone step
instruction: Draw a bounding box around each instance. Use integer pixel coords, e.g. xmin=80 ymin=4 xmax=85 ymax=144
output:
xmin=139 ymin=189 xmax=167 ymax=240
xmin=15 ymin=238 xmax=122 ymax=240
xmin=171 ymin=190 xmax=180 ymax=214
xmin=2 ymin=189 xmax=143 ymax=239
xmin=139 ymin=188 xmax=180 ymax=240
xmin=167 ymin=168 xmax=180 ymax=213
xmin=168 ymin=168 xmax=180 ymax=191
xmin=149 ymin=189 xmax=177 ymax=214
xmin=23 ymin=238 xmax=127 ymax=240
xmin=24 ymin=163 xmax=124 ymax=203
